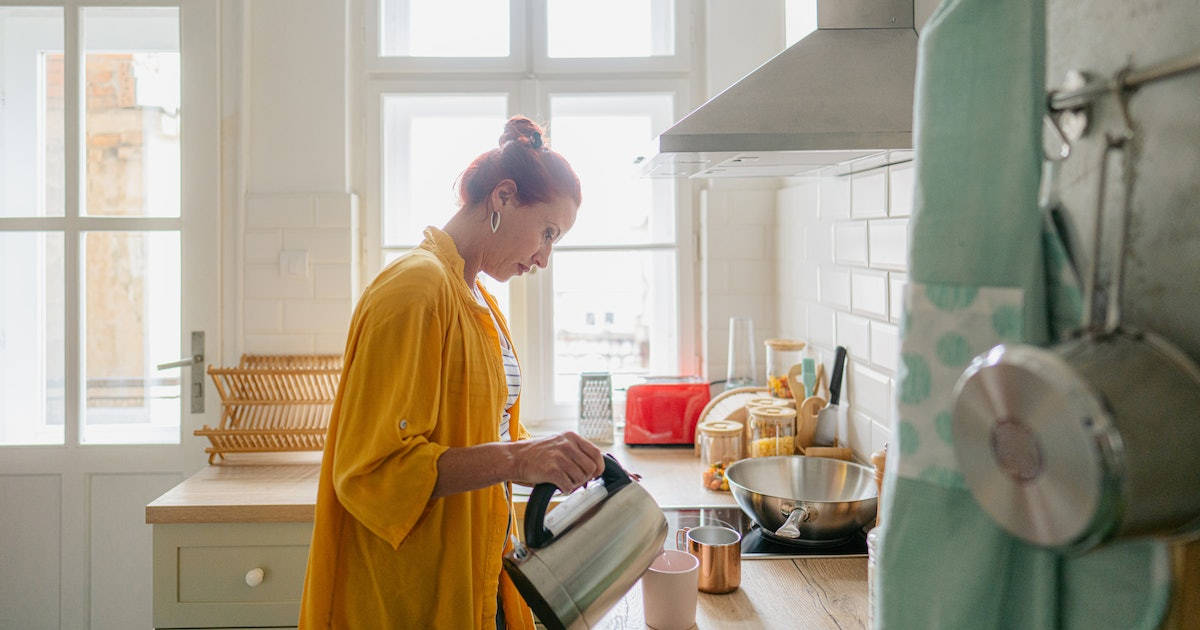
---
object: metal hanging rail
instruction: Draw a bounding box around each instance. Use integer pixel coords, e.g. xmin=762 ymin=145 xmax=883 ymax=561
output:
xmin=1050 ymin=47 xmax=1200 ymax=111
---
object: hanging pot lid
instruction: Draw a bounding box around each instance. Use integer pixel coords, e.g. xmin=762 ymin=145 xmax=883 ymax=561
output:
xmin=951 ymin=343 xmax=1124 ymax=549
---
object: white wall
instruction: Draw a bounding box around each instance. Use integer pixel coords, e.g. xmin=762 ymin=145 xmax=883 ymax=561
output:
xmin=231 ymin=0 xmax=360 ymax=357
xmin=775 ymin=151 xmax=913 ymax=460
xmin=703 ymin=0 xmax=785 ymax=100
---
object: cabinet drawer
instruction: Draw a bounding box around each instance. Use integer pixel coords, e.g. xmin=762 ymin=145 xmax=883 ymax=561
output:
xmin=179 ymin=543 xmax=308 ymax=603
xmin=154 ymin=522 xmax=313 ymax=629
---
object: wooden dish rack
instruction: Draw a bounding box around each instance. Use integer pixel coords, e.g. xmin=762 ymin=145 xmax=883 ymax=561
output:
xmin=196 ymin=354 xmax=342 ymax=464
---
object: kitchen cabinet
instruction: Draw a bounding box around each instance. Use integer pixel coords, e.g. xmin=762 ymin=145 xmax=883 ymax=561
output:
xmin=152 ymin=521 xmax=310 ymax=629
xmin=146 ymin=448 xmax=867 ymax=629
xmin=146 ymin=455 xmax=319 ymax=630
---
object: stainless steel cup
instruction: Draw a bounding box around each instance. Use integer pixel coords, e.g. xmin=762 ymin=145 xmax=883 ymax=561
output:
xmin=676 ymin=525 xmax=741 ymax=594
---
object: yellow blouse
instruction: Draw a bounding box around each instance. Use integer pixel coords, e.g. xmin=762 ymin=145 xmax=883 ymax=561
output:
xmin=299 ymin=227 xmax=535 ymax=629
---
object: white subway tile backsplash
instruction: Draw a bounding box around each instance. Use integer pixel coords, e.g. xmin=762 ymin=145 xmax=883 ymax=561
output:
xmin=851 ymin=170 xmax=888 ymax=218
xmin=244 ymin=333 xmax=315 ymax=354
xmin=314 ymin=264 xmax=353 ymax=299
xmin=851 ymin=269 xmax=890 ymax=320
xmin=243 ymin=299 xmax=282 ymax=332
xmin=315 ymin=194 xmax=353 ymax=227
xmin=835 ymin=312 xmax=870 ymax=361
xmin=246 ymin=194 xmax=315 ymax=228
xmin=805 ymin=222 xmax=832 ymax=266
xmin=889 ymin=273 xmax=908 ymax=322
xmin=730 ymin=189 xmax=776 ymax=225
xmin=773 ymin=161 xmax=912 ymax=461
xmin=868 ymin=219 xmax=909 ymax=271
xmin=729 ymin=260 xmax=773 ymax=295
xmin=807 ymin=303 xmax=836 ymax=349
xmin=834 ymin=222 xmax=869 ymax=267
xmin=848 ymin=410 xmax=873 ymax=457
xmin=708 ymin=225 xmax=767 ymax=261
xmin=777 ymin=186 xmax=801 ymax=215
xmin=783 ymin=300 xmax=808 ymax=339
xmin=284 ymin=229 xmax=353 ymax=263
xmin=870 ymin=321 xmax=899 ymax=373
xmin=283 ymin=300 xmax=352 ymax=332
xmin=848 ymin=362 xmax=891 ymax=421
xmin=819 ymin=266 xmax=851 ymax=310
xmin=245 ymin=264 xmax=314 ymax=299
xmin=706 ymin=260 xmax=730 ymax=294
xmin=244 ymin=230 xmax=282 ymax=263
xmin=819 ymin=172 xmax=851 ymax=220
xmin=778 ymin=226 xmax=804 ymax=262
xmin=315 ymin=333 xmax=348 ymax=354
xmin=889 ymin=162 xmax=915 ymax=217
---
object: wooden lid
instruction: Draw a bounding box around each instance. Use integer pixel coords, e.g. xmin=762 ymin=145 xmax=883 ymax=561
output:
xmin=749 ymin=406 xmax=797 ymax=424
xmin=699 ymin=420 xmax=744 ymax=436
xmin=764 ymin=338 xmax=806 ymax=351
xmin=747 ymin=396 xmax=795 ymax=409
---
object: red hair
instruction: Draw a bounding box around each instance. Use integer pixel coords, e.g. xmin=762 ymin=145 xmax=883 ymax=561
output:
xmin=458 ymin=116 xmax=582 ymax=209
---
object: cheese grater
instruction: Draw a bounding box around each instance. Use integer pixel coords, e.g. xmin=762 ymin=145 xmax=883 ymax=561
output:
xmin=577 ymin=372 xmax=614 ymax=444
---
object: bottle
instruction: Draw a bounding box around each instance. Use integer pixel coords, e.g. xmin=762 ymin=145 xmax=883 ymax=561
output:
xmin=725 ymin=317 xmax=757 ymax=389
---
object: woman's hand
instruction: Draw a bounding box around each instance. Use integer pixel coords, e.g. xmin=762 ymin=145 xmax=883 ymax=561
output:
xmin=509 ymin=432 xmax=605 ymax=494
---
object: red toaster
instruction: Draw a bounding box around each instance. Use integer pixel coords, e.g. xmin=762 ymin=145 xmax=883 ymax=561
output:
xmin=623 ymin=380 xmax=711 ymax=446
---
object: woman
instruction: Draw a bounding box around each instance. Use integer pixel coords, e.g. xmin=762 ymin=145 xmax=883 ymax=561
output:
xmin=299 ymin=117 xmax=605 ymax=629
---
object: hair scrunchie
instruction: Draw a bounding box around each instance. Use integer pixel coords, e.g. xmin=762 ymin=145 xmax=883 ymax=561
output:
xmin=530 ymin=131 xmax=543 ymax=149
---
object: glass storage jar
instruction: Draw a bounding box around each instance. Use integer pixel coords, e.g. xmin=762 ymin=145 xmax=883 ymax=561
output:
xmin=699 ymin=420 xmax=744 ymax=491
xmin=749 ymin=406 xmax=797 ymax=457
xmin=764 ymin=338 xmax=806 ymax=399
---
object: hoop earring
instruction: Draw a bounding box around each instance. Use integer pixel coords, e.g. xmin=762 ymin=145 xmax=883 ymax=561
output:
xmin=490 ymin=210 xmax=501 ymax=233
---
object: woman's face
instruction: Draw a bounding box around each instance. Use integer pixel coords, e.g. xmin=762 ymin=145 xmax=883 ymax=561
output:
xmin=483 ymin=182 xmax=578 ymax=282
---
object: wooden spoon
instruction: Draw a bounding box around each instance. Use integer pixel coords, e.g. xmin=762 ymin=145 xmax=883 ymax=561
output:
xmin=791 ymin=363 xmax=824 ymax=450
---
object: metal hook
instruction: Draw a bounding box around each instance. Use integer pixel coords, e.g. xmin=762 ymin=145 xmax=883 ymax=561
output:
xmin=1043 ymin=109 xmax=1072 ymax=161
xmin=1113 ymin=63 xmax=1137 ymax=141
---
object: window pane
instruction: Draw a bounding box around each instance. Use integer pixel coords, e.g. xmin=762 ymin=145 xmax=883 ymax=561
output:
xmin=547 ymin=0 xmax=674 ymax=58
xmin=0 ymin=8 xmax=64 ymax=218
xmin=552 ymin=250 xmax=677 ymax=404
xmin=382 ymin=94 xmax=507 ymax=247
xmin=82 ymin=7 xmax=180 ymax=217
xmin=83 ymin=231 xmax=180 ymax=444
xmin=785 ymin=0 xmax=818 ymax=47
xmin=0 ymin=232 xmax=65 ymax=445
xmin=380 ymin=0 xmax=509 ymax=57
xmin=550 ymin=94 xmax=675 ymax=246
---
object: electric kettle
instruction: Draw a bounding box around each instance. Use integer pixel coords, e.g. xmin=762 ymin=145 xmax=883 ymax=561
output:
xmin=503 ymin=454 xmax=667 ymax=630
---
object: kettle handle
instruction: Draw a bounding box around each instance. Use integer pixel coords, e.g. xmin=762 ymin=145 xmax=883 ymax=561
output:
xmin=524 ymin=454 xmax=632 ymax=548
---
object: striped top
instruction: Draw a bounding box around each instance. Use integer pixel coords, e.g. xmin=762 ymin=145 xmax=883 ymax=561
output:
xmin=474 ymin=287 xmax=519 ymax=442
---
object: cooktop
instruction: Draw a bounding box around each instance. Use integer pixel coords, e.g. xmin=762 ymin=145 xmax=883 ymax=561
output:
xmin=662 ymin=505 xmax=868 ymax=559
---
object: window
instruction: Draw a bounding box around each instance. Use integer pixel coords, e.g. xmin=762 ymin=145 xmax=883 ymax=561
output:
xmin=365 ymin=1 xmax=697 ymax=427
xmin=0 ymin=5 xmax=183 ymax=445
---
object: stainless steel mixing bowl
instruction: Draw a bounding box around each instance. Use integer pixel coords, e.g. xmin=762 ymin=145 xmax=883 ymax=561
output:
xmin=725 ymin=456 xmax=878 ymax=544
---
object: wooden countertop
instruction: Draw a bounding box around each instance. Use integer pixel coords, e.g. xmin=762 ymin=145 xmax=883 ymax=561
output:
xmin=146 ymin=442 xmax=733 ymax=524
xmin=598 ymin=557 xmax=868 ymax=630
xmin=145 ymin=452 xmax=322 ymax=524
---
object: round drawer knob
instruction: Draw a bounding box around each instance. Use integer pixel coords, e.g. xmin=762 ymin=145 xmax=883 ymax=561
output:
xmin=245 ymin=567 xmax=265 ymax=587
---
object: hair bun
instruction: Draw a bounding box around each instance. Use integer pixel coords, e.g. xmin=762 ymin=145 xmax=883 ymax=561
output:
xmin=499 ymin=116 xmax=546 ymax=149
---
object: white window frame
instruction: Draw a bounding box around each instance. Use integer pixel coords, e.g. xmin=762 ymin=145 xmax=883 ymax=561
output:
xmin=0 ymin=0 xmax=187 ymax=446
xmin=361 ymin=0 xmax=699 ymax=430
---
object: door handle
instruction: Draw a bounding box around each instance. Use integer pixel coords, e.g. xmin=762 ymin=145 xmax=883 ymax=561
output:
xmin=156 ymin=355 xmax=202 ymax=370
xmin=156 ymin=331 xmax=205 ymax=413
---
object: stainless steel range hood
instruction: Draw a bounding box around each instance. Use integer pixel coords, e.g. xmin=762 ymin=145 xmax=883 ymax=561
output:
xmin=640 ymin=0 xmax=917 ymax=178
